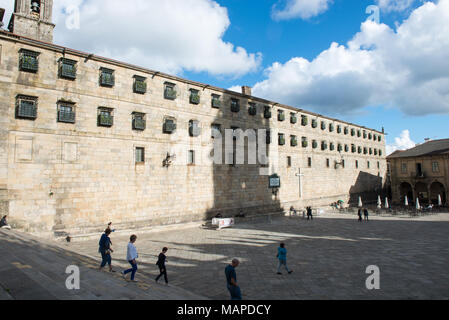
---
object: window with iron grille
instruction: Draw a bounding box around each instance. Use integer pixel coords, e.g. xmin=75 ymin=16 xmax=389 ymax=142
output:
xmin=264 ymin=106 xmax=272 ymax=119
xmin=135 ymin=147 xmax=145 ymax=164
xmin=321 ymin=121 xmax=326 ymax=130
xmin=164 ymin=83 xmax=177 ymax=100
xmin=59 ymin=58 xmax=77 ymax=80
xmin=278 ymin=133 xmax=285 ymax=146
xmin=133 ymin=76 xmax=147 ymax=94
xmin=100 ymin=68 xmax=115 ymax=87
xmin=278 ymin=110 xmax=285 ymax=121
xmin=212 ymin=94 xmax=221 ymax=108
xmin=248 ymin=103 xmax=257 ymax=116
xmin=301 ymin=115 xmax=308 ymax=126
xmin=290 ymin=113 xmax=297 ymax=124
xmin=16 ymin=95 xmax=38 ymax=120
xmin=98 ymin=108 xmax=114 ymax=127
xmin=302 ymin=137 xmax=308 ymax=148
xmin=19 ymin=49 xmax=39 ymax=72
xmin=231 ymin=98 xmax=240 ymax=113
xmin=190 ymin=89 xmax=200 ymax=105
xmin=57 ymin=101 xmax=75 ymax=123
xmin=132 ymin=112 xmax=146 ymax=131
xmin=163 ymin=118 xmax=177 ymax=134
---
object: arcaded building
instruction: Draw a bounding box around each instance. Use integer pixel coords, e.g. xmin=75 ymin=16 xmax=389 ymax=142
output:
xmin=0 ymin=0 xmax=386 ymax=238
xmin=387 ymin=139 xmax=448 ymax=206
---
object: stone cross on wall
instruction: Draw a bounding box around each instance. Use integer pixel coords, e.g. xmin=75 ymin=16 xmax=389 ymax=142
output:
xmin=295 ymin=168 xmax=305 ymax=198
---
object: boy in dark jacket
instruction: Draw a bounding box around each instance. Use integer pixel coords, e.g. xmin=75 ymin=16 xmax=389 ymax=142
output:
xmin=155 ymin=247 xmax=169 ymax=285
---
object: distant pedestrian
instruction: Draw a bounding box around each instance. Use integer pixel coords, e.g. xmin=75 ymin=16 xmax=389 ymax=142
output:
xmin=155 ymin=247 xmax=169 ymax=285
xmin=364 ymin=208 xmax=369 ymax=221
xmin=0 ymin=215 xmax=11 ymax=230
xmin=122 ymin=235 xmax=139 ymax=282
xmin=98 ymin=228 xmax=115 ymax=272
xmin=225 ymin=259 xmax=242 ymax=300
xmin=276 ymin=243 xmax=293 ymax=275
xmin=358 ymin=209 xmax=363 ymax=222
xmin=307 ymin=207 xmax=313 ymax=220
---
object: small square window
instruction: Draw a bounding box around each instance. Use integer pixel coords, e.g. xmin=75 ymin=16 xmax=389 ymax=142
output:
xmin=135 ymin=147 xmax=145 ymax=163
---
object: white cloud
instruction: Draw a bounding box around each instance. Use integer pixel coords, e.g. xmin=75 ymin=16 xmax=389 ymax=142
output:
xmin=0 ymin=0 xmax=14 ymax=27
xmin=252 ymin=0 xmax=449 ymax=117
xmin=227 ymin=85 xmax=242 ymax=93
xmin=50 ymin=0 xmax=261 ymax=77
xmin=271 ymin=0 xmax=333 ymax=20
xmin=376 ymin=0 xmax=417 ymax=12
xmin=386 ymin=130 xmax=416 ymax=155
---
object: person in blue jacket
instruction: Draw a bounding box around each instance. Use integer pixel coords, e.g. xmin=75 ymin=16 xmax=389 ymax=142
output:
xmin=277 ymin=243 xmax=293 ymax=275
xmin=98 ymin=228 xmax=115 ymax=272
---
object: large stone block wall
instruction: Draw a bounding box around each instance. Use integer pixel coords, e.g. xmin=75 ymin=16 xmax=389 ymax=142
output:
xmin=0 ymin=35 xmax=387 ymax=237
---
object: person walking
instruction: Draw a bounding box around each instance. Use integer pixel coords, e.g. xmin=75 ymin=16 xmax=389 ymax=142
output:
xmin=364 ymin=208 xmax=369 ymax=221
xmin=155 ymin=247 xmax=169 ymax=285
xmin=276 ymin=243 xmax=293 ymax=275
xmin=98 ymin=228 xmax=115 ymax=272
xmin=0 ymin=215 xmax=11 ymax=230
xmin=225 ymin=259 xmax=242 ymax=300
xmin=358 ymin=209 xmax=363 ymax=222
xmin=307 ymin=207 xmax=313 ymax=220
xmin=122 ymin=235 xmax=139 ymax=282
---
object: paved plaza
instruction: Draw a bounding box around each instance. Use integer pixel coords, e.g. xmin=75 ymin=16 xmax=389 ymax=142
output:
xmin=67 ymin=212 xmax=449 ymax=300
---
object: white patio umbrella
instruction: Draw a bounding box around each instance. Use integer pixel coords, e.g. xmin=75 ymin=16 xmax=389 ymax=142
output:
xmin=377 ymin=196 xmax=382 ymax=209
xmin=438 ymin=194 xmax=442 ymax=206
xmin=416 ymin=198 xmax=421 ymax=210
xmin=385 ymin=197 xmax=389 ymax=209
xmin=405 ymin=196 xmax=409 ymax=206
xmin=358 ymin=196 xmax=363 ymax=208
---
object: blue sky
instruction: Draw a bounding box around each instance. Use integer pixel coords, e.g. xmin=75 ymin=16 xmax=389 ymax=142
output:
xmin=1 ymin=0 xmax=448 ymax=152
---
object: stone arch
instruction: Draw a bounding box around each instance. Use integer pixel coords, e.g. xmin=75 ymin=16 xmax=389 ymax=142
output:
xmin=430 ymin=181 xmax=446 ymax=205
xmin=400 ymin=182 xmax=413 ymax=204
xmin=415 ymin=182 xmax=428 ymax=204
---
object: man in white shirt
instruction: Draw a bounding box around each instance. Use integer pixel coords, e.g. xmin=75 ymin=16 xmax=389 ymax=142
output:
xmin=122 ymin=235 xmax=138 ymax=282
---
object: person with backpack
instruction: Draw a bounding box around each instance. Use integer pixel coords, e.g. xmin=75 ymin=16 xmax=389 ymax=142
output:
xmin=155 ymin=247 xmax=169 ymax=285
xmin=122 ymin=235 xmax=139 ymax=282
xmin=276 ymin=243 xmax=293 ymax=275
xmin=98 ymin=228 xmax=115 ymax=272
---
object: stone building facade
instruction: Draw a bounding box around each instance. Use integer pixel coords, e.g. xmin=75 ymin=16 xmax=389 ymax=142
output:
xmin=387 ymin=139 xmax=448 ymax=206
xmin=0 ymin=0 xmax=386 ymax=238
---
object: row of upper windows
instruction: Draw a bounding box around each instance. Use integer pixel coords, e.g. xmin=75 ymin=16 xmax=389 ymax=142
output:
xmin=14 ymin=95 xmax=383 ymax=157
xmin=287 ymin=157 xmax=381 ymax=170
xmin=401 ymin=162 xmax=441 ymax=173
xmin=17 ymin=48 xmax=382 ymax=143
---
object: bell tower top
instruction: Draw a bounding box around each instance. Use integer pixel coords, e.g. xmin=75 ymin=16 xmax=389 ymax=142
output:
xmin=8 ymin=0 xmax=55 ymax=42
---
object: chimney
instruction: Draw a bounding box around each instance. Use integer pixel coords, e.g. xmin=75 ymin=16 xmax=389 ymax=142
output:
xmin=242 ymin=86 xmax=252 ymax=96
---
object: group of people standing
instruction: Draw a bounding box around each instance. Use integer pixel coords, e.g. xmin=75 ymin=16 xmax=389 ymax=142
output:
xmin=358 ymin=208 xmax=370 ymax=222
xmin=98 ymin=226 xmax=169 ymax=285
